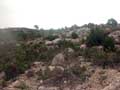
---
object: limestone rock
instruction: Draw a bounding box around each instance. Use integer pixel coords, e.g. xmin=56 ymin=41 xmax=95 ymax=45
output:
xmin=51 ymin=53 xmax=65 ymax=66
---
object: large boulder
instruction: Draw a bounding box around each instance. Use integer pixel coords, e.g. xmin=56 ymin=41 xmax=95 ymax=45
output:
xmin=51 ymin=53 xmax=65 ymax=66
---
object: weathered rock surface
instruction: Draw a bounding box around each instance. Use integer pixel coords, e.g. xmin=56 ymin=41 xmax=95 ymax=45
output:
xmin=51 ymin=53 xmax=65 ymax=66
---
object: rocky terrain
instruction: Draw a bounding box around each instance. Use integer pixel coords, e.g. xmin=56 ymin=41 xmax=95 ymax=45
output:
xmin=3 ymin=56 xmax=120 ymax=90
xmin=1 ymin=18 xmax=120 ymax=90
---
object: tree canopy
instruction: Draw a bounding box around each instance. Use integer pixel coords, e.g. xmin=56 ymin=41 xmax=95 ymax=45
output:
xmin=107 ymin=18 xmax=118 ymax=27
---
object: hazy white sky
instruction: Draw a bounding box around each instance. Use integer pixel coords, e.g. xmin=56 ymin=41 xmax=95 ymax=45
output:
xmin=1 ymin=0 xmax=120 ymax=29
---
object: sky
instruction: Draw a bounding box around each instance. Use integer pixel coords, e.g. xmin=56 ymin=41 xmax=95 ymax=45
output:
xmin=1 ymin=0 xmax=120 ymax=29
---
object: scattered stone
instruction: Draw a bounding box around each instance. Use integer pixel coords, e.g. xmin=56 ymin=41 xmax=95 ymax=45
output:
xmin=67 ymin=48 xmax=74 ymax=53
xmin=25 ymin=69 xmax=35 ymax=77
xmin=48 ymin=66 xmax=55 ymax=71
xmin=80 ymin=44 xmax=86 ymax=49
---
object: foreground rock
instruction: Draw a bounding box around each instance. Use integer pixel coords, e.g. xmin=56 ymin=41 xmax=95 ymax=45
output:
xmin=51 ymin=53 xmax=65 ymax=66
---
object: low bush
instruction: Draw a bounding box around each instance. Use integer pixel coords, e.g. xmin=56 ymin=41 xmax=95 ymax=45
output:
xmin=86 ymin=28 xmax=105 ymax=47
xmin=71 ymin=32 xmax=78 ymax=39
xmin=103 ymin=36 xmax=115 ymax=51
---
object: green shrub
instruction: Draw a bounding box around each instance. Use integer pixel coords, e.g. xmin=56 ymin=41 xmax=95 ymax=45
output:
xmin=71 ymin=32 xmax=78 ymax=39
xmin=103 ymin=36 xmax=115 ymax=51
xmin=86 ymin=28 xmax=115 ymax=52
xmin=107 ymin=18 xmax=118 ymax=27
xmin=86 ymin=28 xmax=105 ymax=47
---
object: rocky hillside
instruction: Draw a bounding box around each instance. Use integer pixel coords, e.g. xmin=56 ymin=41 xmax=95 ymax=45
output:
xmin=1 ymin=19 xmax=120 ymax=90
